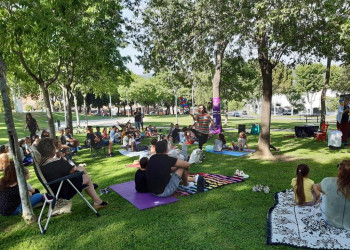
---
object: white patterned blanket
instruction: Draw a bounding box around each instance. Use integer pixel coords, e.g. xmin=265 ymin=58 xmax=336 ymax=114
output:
xmin=267 ymin=190 xmax=350 ymax=249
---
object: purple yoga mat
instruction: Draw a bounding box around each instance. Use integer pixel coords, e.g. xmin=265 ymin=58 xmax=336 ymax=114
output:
xmin=110 ymin=181 xmax=179 ymax=210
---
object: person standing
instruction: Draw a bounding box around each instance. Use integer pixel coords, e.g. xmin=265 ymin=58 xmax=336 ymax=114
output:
xmin=25 ymin=113 xmax=40 ymax=143
xmin=134 ymin=108 xmax=142 ymax=130
xmin=140 ymin=108 xmax=144 ymax=131
xmin=336 ymin=97 xmax=350 ymax=146
xmin=190 ymin=105 xmax=215 ymax=150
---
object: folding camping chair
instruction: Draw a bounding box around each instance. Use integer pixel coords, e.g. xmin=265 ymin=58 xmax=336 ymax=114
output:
xmin=85 ymin=139 xmax=107 ymax=157
xmin=29 ymin=147 xmax=100 ymax=234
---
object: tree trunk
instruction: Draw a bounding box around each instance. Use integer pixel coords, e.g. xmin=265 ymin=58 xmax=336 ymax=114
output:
xmin=320 ymin=56 xmax=331 ymax=127
xmin=42 ymin=86 xmax=56 ymax=139
xmin=224 ymin=99 xmax=228 ymax=126
xmin=49 ymin=91 xmax=55 ymax=113
xmin=83 ymin=93 xmax=88 ymax=126
xmin=123 ymin=105 xmax=126 ymax=116
xmin=73 ymin=91 xmax=80 ymax=126
xmin=0 ymin=55 xmax=36 ymax=223
xmin=256 ymin=37 xmax=273 ymax=158
xmin=65 ymin=88 xmax=73 ymax=136
xmin=211 ymin=41 xmax=228 ymax=134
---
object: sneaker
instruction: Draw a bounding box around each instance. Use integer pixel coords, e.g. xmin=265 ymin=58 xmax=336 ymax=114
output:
xmin=197 ymin=176 xmax=206 ymax=192
xmin=252 ymin=185 xmax=258 ymax=192
xmin=106 ymin=153 xmax=114 ymax=158
xmin=263 ymin=186 xmax=270 ymax=194
xmin=239 ymin=170 xmax=249 ymax=179
xmin=234 ymin=169 xmax=240 ymax=176
xmin=187 ymin=182 xmax=196 ymax=188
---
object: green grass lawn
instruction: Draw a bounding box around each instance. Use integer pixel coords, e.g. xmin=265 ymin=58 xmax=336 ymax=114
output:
xmin=0 ymin=114 xmax=346 ymax=249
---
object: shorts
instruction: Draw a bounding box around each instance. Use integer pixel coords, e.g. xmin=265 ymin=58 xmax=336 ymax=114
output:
xmin=155 ymin=173 xmax=181 ymax=198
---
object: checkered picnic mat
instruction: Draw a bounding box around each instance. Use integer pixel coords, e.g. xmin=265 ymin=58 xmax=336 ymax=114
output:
xmin=174 ymin=173 xmax=244 ymax=196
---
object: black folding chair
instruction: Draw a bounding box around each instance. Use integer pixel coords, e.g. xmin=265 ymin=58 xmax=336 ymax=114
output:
xmin=85 ymin=139 xmax=107 ymax=157
xmin=29 ymin=147 xmax=100 ymax=234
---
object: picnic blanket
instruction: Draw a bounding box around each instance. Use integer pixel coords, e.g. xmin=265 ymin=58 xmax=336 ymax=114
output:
xmin=205 ymin=145 xmax=250 ymax=157
xmin=110 ymin=174 xmax=244 ymax=209
xmin=174 ymin=173 xmax=244 ymax=196
xmin=109 ymin=181 xmax=179 ymax=210
xmin=120 ymin=141 xmax=141 ymax=148
xmin=118 ymin=149 xmax=148 ymax=157
xmin=267 ymin=189 xmax=350 ymax=249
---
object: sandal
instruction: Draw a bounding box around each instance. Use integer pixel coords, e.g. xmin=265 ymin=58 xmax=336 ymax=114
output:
xmin=93 ymin=201 xmax=109 ymax=209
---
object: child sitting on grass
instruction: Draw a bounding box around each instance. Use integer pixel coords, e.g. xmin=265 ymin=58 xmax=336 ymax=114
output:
xmin=24 ymin=168 xmax=40 ymax=196
xmin=232 ymin=132 xmax=249 ymax=151
xmin=213 ymin=133 xmax=228 ymax=151
xmin=149 ymin=139 xmax=157 ymax=155
xmin=291 ymin=164 xmax=320 ymax=206
xmin=135 ymin=157 xmax=149 ymax=193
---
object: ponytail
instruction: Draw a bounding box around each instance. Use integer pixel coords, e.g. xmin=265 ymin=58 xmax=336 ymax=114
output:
xmin=295 ymin=164 xmax=310 ymax=205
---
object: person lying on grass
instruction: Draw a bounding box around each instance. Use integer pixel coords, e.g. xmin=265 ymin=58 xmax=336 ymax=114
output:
xmin=145 ymin=141 xmax=205 ymax=197
xmin=37 ymin=138 xmax=108 ymax=210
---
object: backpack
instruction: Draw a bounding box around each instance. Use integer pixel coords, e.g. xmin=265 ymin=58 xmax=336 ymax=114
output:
xmin=189 ymin=149 xmax=202 ymax=164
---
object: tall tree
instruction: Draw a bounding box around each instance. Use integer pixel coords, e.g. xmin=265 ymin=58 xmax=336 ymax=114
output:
xmin=303 ymin=0 xmax=348 ymax=126
xmin=239 ymin=0 xmax=322 ymax=157
xmin=136 ymin=0 xmax=241 ymax=132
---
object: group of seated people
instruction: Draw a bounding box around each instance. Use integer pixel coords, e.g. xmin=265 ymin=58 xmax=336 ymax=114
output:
xmin=291 ymin=161 xmax=350 ymax=230
xmin=0 ymin=134 xmax=108 ymax=216
xmin=168 ymin=123 xmax=197 ymax=144
xmin=134 ymin=140 xmax=206 ymax=197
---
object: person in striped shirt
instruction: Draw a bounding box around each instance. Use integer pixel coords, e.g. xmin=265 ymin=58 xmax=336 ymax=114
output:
xmin=190 ymin=105 xmax=215 ymax=150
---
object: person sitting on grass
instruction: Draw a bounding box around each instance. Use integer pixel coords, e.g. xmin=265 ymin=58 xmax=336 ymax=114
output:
xmin=31 ymin=135 xmax=40 ymax=148
xmin=123 ymin=132 xmax=130 ymax=148
xmin=37 ymin=138 xmax=108 ymax=210
xmin=41 ymin=129 xmax=50 ymax=138
xmin=102 ymin=127 xmax=109 ymax=140
xmin=149 ymin=138 xmax=157 ymax=155
xmin=64 ymin=128 xmax=80 ymax=153
xmin=0 ymin=161 xmax=44 ymax=216
xmin=24 ymin=168 xmax=40 ymax=196
xmin=135 ymin=157 xmax=149 ymax=193
xmin=145 ymin=141 xmax=206 ymax=198
xmin=129 ymin=133 xmax=136 ymax=152
xmin=213 ymin=133 xmax=228 ymax=152
xmin=291 ymin=164 xmax=320 ymax=206
xmin=0 ymin=145 xmax=10 ymax=171
xmin=316 ymin=160 xmax=350 ymax=230
xmin=232 ymin=132 xmax=250 ymax=151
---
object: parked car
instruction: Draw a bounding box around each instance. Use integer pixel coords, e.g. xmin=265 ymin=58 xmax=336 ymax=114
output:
xmin=242 ymin=110 xmax=248 ymax=115
xmin=283 ymin=110 xmax=291 ymax=115
xmin=148 ymin=111 xmax=156 ymax=115
xmin=183 ymin=110 xmax=190 ymax=114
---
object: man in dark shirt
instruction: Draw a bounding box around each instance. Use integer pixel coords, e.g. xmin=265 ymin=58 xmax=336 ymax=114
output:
xmin=134 ymin=109 xmax=142 ymax=130
xmin=146 ymin=141 xmax=192 ymax=197
xmin=171 ymin=124 xmax=180 ymax=143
